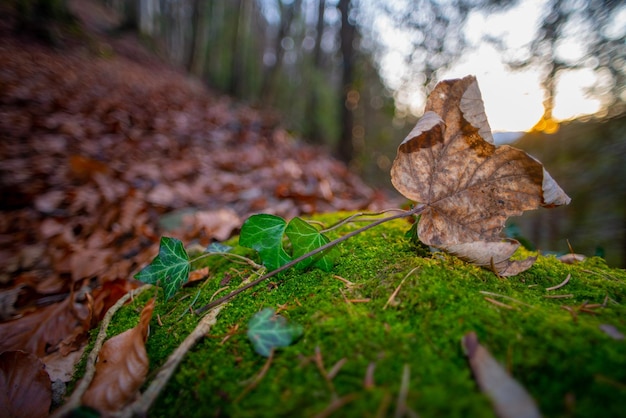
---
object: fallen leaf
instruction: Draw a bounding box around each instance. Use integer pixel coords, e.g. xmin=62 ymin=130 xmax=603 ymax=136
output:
xmin=391 ymin=76 xmax=570 ymax=275
xmin=0 ymin=350 xmax=52 ymax=418
xmin=0 ymin=287 xmax=92 ymax=357
xmin=81 ymin=298 xmax=155 ymax=415
xmin=462 ymin=332 xmax=541 ymax=418
xmin=247 ymin=308 xmax=303 ymax=357
xmin=599 ymin=324 xmax=624 ymax=340
xmin=557 ymin=253 xmax=586 ymax=264
xmin=187 ymin=208 xmax=241 ymax=241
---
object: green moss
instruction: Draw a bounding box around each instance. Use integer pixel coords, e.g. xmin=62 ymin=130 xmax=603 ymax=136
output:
xmin=80 ymin=212 xmax=626 ymax=417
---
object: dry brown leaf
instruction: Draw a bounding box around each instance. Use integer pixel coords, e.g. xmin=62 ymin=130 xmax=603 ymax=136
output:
xmin=391 ymin=75 xmax=570 ymax=275
xmin=186 ymin=208 xmax=241 ymax=241
xmin=0 ymin=287 xmax=92 ymax=357
xmin=82 ymin=298 xmax=155 ymax=415
xmin=0 ymin=350 xmax=52 ymax=418
xmin=462 ymin=332 xmax=541 ymax=418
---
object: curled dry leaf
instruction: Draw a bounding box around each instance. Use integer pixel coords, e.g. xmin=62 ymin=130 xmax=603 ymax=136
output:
xmin=81 ymin=298 xmax=155 ymax=415
xmin=462 ymin=332 xmax=540 ymax=418
xmin=0 ymin=350 xmax=52 ymax=418
xmin=391 ymin=75 xmax=570 ymax=275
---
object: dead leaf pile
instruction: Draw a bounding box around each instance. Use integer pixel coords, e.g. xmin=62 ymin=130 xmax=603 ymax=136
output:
xmin=391 ymin=76 xmax=570 ymax=275
xmin=0 ymin=6 xmax=386 ymax=414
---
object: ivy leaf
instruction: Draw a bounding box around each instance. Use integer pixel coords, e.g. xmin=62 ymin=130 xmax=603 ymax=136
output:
xmin=239 ymin=214 xmax=290 ymax=271
xmin=285 ymin=217 xmax=335 ymax=271
xmin=247 ymin=308 xmax=303 ymax=357
xmin=205 ymin=242 xmax=233 ymax=253
xmin=134 ymin=237 xmax=190 ymax=299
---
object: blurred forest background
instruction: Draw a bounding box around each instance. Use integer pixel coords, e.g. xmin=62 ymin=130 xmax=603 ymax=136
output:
xmin=9 ymin=0 xmax=626 ymax=266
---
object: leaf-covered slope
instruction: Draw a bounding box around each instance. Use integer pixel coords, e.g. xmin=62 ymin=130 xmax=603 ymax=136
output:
xmin=95 ymin=212 xmax=626 ymax=418
xmin=0 ymin=3 xmax=386 ymax=381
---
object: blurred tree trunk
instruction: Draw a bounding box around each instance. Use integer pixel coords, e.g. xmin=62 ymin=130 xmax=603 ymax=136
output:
xmin=305 ymin=0 xmax=326 ymax=144
xmin=336 ymin=0 xmax=355 ymax=163
xmin=187 ymin=0 xmax=210 ymax=77
xmin=15 ymin=0 xmax=74 ymax=42
xmin=260 ymin=0 xmax=300 ymax=104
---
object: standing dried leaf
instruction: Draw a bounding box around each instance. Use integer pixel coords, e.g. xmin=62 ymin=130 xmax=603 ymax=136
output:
xmin=391 ymin=75 xmax=570 ymax=275
xmin=81 ymin=298 xmax=155 ymax=415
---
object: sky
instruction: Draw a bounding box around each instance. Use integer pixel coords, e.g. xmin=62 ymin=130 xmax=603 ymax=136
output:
xmin=373 ymin=0 xmax=615 ymax=133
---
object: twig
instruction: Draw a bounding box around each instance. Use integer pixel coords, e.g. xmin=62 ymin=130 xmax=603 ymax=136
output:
xmin=188 ymin=251 xmax=263 ymax=270
xmin=314 ymin=346 xmax=336 ymax=395
xmin=364 ymin=362 xmax=376 ymax=390
xmin=332 ymin=274 xmax=356 ymax=287
xmin=484 ymin=297 xmax=515 ymax=310
xmin=384 ymin=267 xmax=420 ymax=310
xmin=320 ymin=208 xmax=409 ymax=233
xmin=478 ymin=291 xmax=534 ymax=308
xmin=394 ymin=364 xmax=411 ymax=418
xmin=314 ymin=393 xmax=359 ymax=418
xmin=235 ymin=349 xmax=275 ymax=402
xmin=327 ymin=358 xmax=348 ymax=380
xmin=543 ymin=294 xmax=573 ymax=299
xmin=50 ymin=285 xmax=152 ymax=418
xmin=194 ymin=205 xmax=425 ymax=315
xmin=546 ymin=273 xmax=571 ymax=291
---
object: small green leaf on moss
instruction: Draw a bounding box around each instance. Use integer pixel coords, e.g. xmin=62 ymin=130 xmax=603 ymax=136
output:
xmin=206 ymin=242 xmax=233 ymax=253
xmin=247 ymin=308 xmax=303 ymax=357
xmin=134 ymin=237 xmax=190 ymax=300
xmin=285 ymin=217 xmax=335 ymax=271
xmin=240 ymin=214 xmax=291 ymax=271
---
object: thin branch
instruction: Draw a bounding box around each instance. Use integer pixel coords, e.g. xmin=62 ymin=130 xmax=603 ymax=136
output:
xmin=194 ymin=205 xmax=424 ymax=315
xmin=484 ymin=296 xmax=515 ymax=310
xmin=478 ymin=291 xmax=534 ymax=308
xmin=320 ymin=208 xmax=410 ymax=233
xmin=235 ymin=348 xmax=276 ymax=403
xmin=189 ymin=251 xmax=263 ymax=269
xmin=546 ymin=273 xmax=571 ymax=291
xmin=384 ymin=267 xmax=420 ymax=310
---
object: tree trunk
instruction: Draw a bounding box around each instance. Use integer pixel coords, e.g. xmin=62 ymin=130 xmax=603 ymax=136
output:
xmin=305 ymin=0 xmax=326 ymax=144
xmin=336 ymin=0 xmax=356 ymax=163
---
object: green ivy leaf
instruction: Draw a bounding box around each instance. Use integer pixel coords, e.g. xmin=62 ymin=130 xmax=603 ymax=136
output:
xmin=134 ymin=237 xmax=190 ymax=300
xmin=239 ymin=214 xmax=290 ymax=271
xmin=285 ymin=217 xmax=335 ymax=271
xmin=247 ymin=308 xmax=303 ymax=357
xmin=205 ymin=242 xmax=233 ymax=253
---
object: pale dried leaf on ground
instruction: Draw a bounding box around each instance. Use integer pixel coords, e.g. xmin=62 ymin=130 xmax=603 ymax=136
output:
xmin=462 ymin=332 xmax=541 ymax=418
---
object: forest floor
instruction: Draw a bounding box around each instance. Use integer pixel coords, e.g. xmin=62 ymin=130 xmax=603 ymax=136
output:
xmin=0 ymin=0 xmax=393 ymax=409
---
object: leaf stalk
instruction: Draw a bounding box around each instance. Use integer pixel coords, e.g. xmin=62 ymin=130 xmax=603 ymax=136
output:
xmin=194 ymin=205 xmax=424 ymax=314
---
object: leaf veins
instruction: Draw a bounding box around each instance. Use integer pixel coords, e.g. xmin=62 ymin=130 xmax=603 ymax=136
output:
xmin=391 ymin=75 xmax=570 ymax=275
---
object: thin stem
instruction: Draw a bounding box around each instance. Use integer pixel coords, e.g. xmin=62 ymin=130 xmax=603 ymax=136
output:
xmin=194 ymin=205 xmax=424 ymax=315
xmin=189 ymin=251 xmax=263 ymax=269
xmin=320 ymin=208 xmax=408 ymax=233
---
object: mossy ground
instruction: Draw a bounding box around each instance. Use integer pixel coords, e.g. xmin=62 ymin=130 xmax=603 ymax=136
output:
xmin=93 ymin=212 xmax=626 ymax=417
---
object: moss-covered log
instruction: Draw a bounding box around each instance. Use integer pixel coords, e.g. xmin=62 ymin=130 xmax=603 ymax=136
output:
xmin=75 ymin=212 xmax=626 ymax=417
